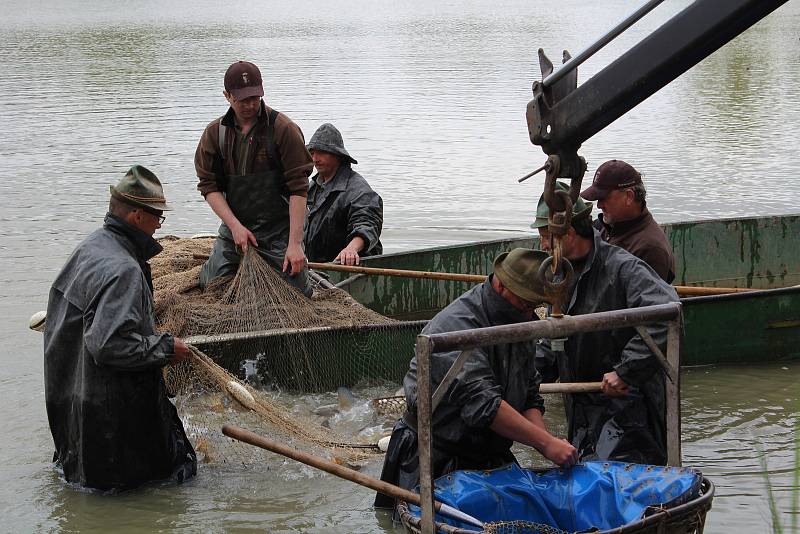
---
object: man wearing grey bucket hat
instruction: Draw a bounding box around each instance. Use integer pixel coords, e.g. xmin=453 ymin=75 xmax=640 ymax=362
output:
xmin=44 ymin=165 xmax=197 ymax=491
xmin=375 ymin=249 xmax=578 ymax=509
xmin=195 ymin=60 xmax=314 ymax=295
xmin=304 ymin=123 xmax=383 ymax=265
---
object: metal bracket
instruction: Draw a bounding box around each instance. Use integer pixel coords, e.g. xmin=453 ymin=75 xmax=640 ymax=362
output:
xmin=527 ymin=49 xmax=578 ymax=153
xmin=634 ymin=325 xmax=678 ymax=384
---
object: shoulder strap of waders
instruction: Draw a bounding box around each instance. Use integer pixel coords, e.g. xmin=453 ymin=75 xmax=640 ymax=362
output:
xmin=214 ymin=121 xmax=228 ymax=192
xmin=265 ymin=108 xmax=284 ymax=173
xmin=218 ymin=122 xmax=227 ymax=161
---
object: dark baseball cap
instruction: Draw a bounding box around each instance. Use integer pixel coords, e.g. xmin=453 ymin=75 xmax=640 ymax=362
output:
xmin=224 ymin=61 xmax=264 ymax=101
xmin=580 ymin=160 xmax=642 ymax=201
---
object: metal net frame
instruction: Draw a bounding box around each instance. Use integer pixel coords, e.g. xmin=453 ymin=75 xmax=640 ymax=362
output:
xmin=153 ymin=236 xmax=415 ymax=467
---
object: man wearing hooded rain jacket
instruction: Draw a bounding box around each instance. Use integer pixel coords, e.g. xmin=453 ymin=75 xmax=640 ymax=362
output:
xmin=304 ymin=123 xmax=383 ymax=266
xmin=44 ymin=165 xmax=197 ymax=491
xmin=533 ymin=182 xmax=679 ymax=466
xmin=375 ymin=249 xmax=578 ymax=508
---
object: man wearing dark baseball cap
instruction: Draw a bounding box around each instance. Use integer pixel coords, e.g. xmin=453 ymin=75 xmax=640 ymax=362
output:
xmin=376 ymin=248 xmax=578 ymax=509
xmin=195 ymin=60 xmax=314 ymax=296
xmin=224 ymin=60 xmax=265 ymax=101
xmin=580 ymin=160 xmax=675 ymax=283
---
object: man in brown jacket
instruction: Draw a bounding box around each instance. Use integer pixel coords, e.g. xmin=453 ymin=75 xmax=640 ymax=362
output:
xmin=195 ymin=60 xmax=314 ymax=295
xmin=580 ymin=160 xmax=675 ymax=283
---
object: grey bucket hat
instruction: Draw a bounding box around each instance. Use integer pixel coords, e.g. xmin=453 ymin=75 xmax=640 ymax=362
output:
xmin=109 ymin=165 xmax=172 ymax=212
xmin=307 ymin=123 xmax=357 ymax=165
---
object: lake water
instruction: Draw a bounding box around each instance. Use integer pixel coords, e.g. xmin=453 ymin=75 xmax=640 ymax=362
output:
xmin=1 ymin=0 xmax=799 ymax=532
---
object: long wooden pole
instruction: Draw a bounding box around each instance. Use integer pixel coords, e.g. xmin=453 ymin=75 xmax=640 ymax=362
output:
xmin=221 ymin=425 xmax=484 ymax=529
xmin=307 ymin=261 xmax=756 ymax=297
xmin=190 ymin=253 xmax=756 ymax=296
xmin=308 ymin=261 xmax=486 ymax=283
xmin=540 ymin=382 xmax=601 ymax=394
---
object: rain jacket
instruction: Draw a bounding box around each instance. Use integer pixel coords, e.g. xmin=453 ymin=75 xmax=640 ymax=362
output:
xmin=44 ymin=214 xmax=197 ymax=491
xmin=304 ymin=163 xmax=383 ymax=262
xmin=375 ymin=279 xmax=544 ymax=507
xmin=535 ymin=230 xmax=678 ymax=465
xmin=595 ymin=209 xmax=675 ymax=283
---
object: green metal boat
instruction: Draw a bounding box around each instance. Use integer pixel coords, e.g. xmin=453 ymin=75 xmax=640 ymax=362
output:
xmin=324 ymin=213 xmax=800 ymax=367
xmin=190 ymin=213 xmax=800 ymax=390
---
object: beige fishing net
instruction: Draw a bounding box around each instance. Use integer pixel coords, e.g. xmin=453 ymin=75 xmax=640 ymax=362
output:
xmin=152 ymin=236 xmax=415 ymax=466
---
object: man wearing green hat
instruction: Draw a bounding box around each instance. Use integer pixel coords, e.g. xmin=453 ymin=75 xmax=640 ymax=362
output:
xmin=304 ymin=123 xmax=383 ymax=265
xmin=43 ymin=165 xmax=197 ymax=491
xmin=375 ymin=248 xmax=578 ymax=508
xmin=532 ymin=182 xmax=678 ymax=465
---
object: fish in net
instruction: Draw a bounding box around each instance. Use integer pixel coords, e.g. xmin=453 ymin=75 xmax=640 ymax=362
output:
xmin=153 ymin=236 xmax=406 ymax=467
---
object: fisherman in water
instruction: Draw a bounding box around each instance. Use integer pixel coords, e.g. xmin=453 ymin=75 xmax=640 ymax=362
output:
xmin=195 ymin=60 xmax=314 ymax=296
xmin=43 ymin=166 xmax=197 ymax=491
xmin=533 ymin=182 xmax=679 ymax=465
xmin=375 ymin=249 xmax=578 ymax=508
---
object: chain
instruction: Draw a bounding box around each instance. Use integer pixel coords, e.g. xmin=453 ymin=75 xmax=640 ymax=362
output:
xmin=534 ymin=153 xmax=587 ymax=317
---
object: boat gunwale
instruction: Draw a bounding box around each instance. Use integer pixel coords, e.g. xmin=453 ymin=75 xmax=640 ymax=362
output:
xmin=186 ymin=319 xmax=428 ymax=345
xmin=365 ymin=212 xmax=800 ymax=262
xmin=679 ymin=284 xmax=800 ymax=305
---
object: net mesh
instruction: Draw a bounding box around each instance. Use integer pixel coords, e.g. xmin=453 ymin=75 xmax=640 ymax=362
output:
xmin=482 ymin=521 xmax=569 ymax=534
xmin=153 ymin=236 xmax=407 ymax=466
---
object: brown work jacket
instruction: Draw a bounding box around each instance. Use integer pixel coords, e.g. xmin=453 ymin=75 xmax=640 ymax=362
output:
xmin=595 ymin=209 xmax=676 ymax=283
xmin=195 ymin=101 xmax=312 ymax=198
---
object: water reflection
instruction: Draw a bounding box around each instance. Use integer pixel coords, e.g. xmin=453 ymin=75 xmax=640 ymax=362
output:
xmin=1 ymin=0 xmax=799 ymax=531
xmin=682 ymin=363 xmax=799 ymax=532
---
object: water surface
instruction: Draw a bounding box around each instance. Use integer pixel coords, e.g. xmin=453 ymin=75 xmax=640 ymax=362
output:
xmin=1 ymin=0 xmax=799 ymax=531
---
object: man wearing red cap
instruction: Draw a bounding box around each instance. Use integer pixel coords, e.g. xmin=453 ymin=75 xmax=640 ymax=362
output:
xmin=580 ymin=160 xmax=675 ymax=283
xmin=195 ymin=60 xmax=314 ymax=295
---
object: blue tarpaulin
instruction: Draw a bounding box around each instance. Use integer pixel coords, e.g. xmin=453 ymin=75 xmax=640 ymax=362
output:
xmin=408 ymin=461 xmax=702 ymax=532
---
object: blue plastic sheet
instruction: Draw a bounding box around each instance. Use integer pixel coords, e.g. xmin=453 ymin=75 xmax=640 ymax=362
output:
xmin=408 ymin=461 xmax=702 ymax=532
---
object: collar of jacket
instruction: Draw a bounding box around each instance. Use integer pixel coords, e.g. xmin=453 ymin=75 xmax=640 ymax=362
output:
xmin=104 ymin=213 xmax=163 ymax=262
xmin=598 ymin=208 xmax=652 ymax=238
xmin=311 ymin=163 xmax=353 ymax=193
xmin=221 ymin=99 xmax=268 ymax=129
xmin=481 ymin=275 xmax=531 ymax=325
xmin=561 ymin=228 xmax=603 ymax=312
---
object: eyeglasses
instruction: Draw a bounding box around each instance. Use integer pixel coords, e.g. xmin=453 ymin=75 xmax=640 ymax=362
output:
xmin=139 ymin=209 xmax=165 ymax=224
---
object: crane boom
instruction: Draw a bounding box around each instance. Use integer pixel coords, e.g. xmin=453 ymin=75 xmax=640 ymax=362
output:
xmin=527 ymin=0 xmax=790 ymax=157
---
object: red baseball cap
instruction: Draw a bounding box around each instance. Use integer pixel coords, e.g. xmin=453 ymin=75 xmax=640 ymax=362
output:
xmin=580 ymin=160 xmax=642 ymax=201
xmin=224 ymin=61 xmax=264 ymax=101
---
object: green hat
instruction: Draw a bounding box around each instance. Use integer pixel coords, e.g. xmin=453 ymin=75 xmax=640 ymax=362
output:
xmin=110 ymin=165 xmax=172 ymax=212
xmin=530 ymin=181 xmax=592 ymax=229
xmin=492 ymin=248 xmax=549 ymax=303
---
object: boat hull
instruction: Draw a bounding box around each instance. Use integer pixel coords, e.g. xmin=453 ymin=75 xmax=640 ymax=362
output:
xmin=193 ymin=214 xmax=800 ymax=388
xmin=328 ymin=214 xmax=800 ymax=367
